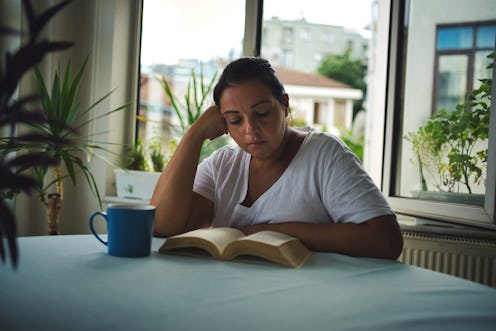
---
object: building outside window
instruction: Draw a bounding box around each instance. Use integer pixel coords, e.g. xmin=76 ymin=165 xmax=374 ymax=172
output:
xmin=434 ymin=23 xmax=496 ymax=113
xmin=300 ymin=28 xmax=312 ymax=41
xmin=282 ymin=27 xmax=294 ymax=43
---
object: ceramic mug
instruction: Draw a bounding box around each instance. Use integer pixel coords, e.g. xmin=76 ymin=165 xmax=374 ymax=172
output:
xmin=89 ymin=204 xmax=155 ymax=257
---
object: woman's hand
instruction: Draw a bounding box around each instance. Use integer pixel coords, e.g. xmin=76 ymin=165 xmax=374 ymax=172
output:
xmin=190 ymin=105 xmax=227 ymax=141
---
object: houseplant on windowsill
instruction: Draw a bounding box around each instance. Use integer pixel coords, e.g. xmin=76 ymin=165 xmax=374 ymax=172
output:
xmin=405 ymin=52 xmax=492 ymax=205
xmin=114 ymin=137 xmax=164 ymax=201
xmin=114 ymin=64 xmax=233 ymax=201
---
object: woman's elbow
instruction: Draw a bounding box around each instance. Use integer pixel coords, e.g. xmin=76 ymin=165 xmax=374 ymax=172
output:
xmin=369 ymin=215 xmax=404 ymax=260
xmin=382 ymin=216 xmax=404 ymax=260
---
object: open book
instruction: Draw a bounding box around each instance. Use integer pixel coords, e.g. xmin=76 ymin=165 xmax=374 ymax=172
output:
xmin=158 ymin=227 xmax=311 ymax=268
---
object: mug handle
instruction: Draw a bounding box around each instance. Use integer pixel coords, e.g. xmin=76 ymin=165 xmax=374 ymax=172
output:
xmin=89 ymin=211 xmax=108 ymax=246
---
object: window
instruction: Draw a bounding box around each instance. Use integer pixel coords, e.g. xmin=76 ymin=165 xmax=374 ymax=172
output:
xmin=281 ymin=48 xmax=294 ymax=67
xmin=383 ymin=0 xmax=496 ymax=227
xmin=300 ymin=28 xmax=312 ymax=41
xmin=282 ymin=27 xmax=294 ymax=43
xmin=434 ymin=23 xmax=496 ymax=113
xmin=138 ymin=0 xmax=245 ymax=161
xmin=322 ymin=30 xmax=334 ymax=42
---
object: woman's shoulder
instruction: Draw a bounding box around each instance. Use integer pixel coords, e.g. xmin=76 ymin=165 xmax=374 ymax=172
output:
xmin=202 ymin=143 xmax=246 ymax=167
xmin=303 ymin=131 xmax=349 ymax=153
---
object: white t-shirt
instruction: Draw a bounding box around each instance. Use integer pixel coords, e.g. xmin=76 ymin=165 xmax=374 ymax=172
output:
xmin=193 ymin=131 xmax=393 ymax=227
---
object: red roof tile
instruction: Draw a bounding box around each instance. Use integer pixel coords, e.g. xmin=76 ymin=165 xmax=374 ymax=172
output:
xmin=274 ymin=66 xmax=351 ymax=89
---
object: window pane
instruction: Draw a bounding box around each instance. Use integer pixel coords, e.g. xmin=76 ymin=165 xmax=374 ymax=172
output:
xmin=138 ymin=0 xmax=245 ymax=165
xmin=437 ymin=27 xmax=473 ymax=50
xmin=476 ymin=24 xmax=496 ymax=48
xmin=397 ymin=1 xmax=493 ymax=208
xmin=437 ymin=55 xmax=467 ymax=112
xmin=261 ymin=0 xmax=371 ymax=161
xmin=474 ymin=50 xmax=493 ymax=89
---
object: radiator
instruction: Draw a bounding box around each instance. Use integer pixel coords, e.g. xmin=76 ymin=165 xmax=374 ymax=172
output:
xmin=399 ymin=231 xmax=496 ymax=287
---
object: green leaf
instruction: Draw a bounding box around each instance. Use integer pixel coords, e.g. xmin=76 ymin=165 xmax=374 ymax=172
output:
xmin=62 ymin=152 xmax=76 ymax=185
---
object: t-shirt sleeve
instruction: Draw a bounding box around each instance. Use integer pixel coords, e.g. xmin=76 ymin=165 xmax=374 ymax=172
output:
xmin=193 ymin=155 xmax=216 ymax=202
xmin=321 ymin=138 xmax=394 ymax=224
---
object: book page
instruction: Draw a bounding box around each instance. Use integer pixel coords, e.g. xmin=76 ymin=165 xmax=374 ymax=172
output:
xmin=225 ymin=231 xmax=311 ymax=267
xmin=236 ymin=231 xmax=296 ymax=247
xmin=185 ymin=228 xmax=245 ymax=253
xmin=159 ymin=227 xmax=245 ymax=259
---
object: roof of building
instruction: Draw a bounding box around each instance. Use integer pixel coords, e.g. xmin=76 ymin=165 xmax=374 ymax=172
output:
xmin=274 ymin=66 xmax=351 ymax=89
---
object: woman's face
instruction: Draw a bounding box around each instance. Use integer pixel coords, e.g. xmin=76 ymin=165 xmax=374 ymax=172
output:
xmin=219 ymin=80 xmax=289 ymax=160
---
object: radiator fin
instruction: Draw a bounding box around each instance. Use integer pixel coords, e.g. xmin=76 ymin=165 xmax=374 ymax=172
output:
xmin=399 ymin=231 xmax=496 ymax=287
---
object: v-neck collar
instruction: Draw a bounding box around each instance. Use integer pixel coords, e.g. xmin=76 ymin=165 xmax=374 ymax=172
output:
xmin=237 ymin=131 xmax=313 ymax=208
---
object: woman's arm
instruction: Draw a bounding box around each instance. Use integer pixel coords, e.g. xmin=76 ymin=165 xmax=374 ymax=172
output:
xmin=237 ymin=215 xmax=403 ymax=260
xmin=150 ymin=106 xmax=226 ymax=237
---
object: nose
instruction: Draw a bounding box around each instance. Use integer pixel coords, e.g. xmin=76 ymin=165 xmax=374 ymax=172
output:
xmin=245 ymin=117 xmax=260 ymax=135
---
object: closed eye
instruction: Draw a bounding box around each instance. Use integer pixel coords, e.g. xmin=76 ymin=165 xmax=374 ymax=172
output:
xmin=256 ymin=109 xmax=271 ymax=117
xmin=226 ymin=116 xmax=242 ymax=125
xmin=229 ymin=119 xmax=242 ymax=125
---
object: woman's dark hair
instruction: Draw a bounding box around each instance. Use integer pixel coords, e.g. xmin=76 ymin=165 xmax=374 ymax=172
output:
xmin=213 ymin=57 xmax=286 ymax=106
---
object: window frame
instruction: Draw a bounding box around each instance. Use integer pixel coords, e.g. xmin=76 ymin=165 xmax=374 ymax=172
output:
xmin=432 ymin=21 xmax=496 ymax=114
xmin=382 ymin=0 xmax=496 ymax=229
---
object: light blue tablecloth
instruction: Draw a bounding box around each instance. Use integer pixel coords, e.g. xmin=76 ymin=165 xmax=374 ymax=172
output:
xmin=1 ymin=235 xmax=495 ymax=331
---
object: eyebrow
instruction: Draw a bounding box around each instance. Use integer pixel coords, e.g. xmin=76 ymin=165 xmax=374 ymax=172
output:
xmin=222 ymin=99 xmax=271 ymax=115
xmin=251 ymin=99 xmax=271 ymax=109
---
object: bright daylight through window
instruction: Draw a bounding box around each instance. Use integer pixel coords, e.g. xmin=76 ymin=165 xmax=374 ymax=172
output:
xmin=138 ymin=0 xmax=374 ymax=175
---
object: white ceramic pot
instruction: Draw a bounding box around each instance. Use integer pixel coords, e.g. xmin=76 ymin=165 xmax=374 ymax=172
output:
xmin=114 ymin=169 xmax=161 ymax=200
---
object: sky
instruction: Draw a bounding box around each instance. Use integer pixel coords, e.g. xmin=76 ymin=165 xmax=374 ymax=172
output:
xmin=141 ymin=0 xmax=374 ymax=65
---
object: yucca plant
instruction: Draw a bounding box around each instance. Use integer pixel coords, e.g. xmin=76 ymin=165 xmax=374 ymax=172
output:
xmin=20 ymin=56 xmax=128 ymax=234
xmin=1 ymin=0 xmax=74 ymax=267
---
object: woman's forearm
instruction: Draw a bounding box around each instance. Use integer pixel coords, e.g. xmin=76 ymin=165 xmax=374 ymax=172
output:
xmin=150 ymin=106 xmax=226 ymax=237
xmin=238 ymin=215 xmax=403 ymax=259
xmin=150 ymin=130 xmax=204 ymax=236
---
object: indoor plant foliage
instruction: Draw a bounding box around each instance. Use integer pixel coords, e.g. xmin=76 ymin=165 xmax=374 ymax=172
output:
xmin=0 ymin=0 xmax=73 ymax=266
xmin=25 ymin=56 xmax=127 ymax=234
xmin=114 ymin=138 xmax=165 ymax=200
xmin=159 ymin=65 xmax=231 ymax=162
xmin=1 ymin=0 xmax=74 ymax=266
xmin=406 ymin=52 xmax=492 ymax=196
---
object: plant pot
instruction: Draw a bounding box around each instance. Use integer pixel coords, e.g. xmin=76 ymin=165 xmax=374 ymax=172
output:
xmin=411 ymin=190 xmax=485 ymax=206
xmin=114 ymin=169 xmax=161 ymax=200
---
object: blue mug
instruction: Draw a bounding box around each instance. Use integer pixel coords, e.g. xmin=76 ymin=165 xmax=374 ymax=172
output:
xmin=89 ymin=204 xmax=155 ymax=257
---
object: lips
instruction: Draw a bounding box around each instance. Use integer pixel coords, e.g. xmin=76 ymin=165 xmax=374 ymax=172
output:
xmin=247 ymin=140 xmax=265 ymax=148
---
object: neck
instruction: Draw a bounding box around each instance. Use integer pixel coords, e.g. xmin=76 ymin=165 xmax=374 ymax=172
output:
xmin=251 ymin=127 xmax=297 ymax=169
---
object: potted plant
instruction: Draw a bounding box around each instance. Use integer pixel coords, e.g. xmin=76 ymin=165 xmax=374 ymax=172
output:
xmin=21 ymin=56 xmax=128 ymax=235
xmin=405 ymin=52 xmax=492 ymax=205
xmin=1 ymin=0 xmax=74 ymax=266
xmin=114 ymin=137 xmax=164 ymax=200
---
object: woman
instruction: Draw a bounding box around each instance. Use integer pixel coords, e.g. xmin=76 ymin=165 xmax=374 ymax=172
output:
xmin=150 ymin=57 xmax=403 ymax=259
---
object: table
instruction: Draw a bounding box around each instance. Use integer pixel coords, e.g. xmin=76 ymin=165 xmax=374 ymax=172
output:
xmin=1 ymin=235 xmax=495 ymax=331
